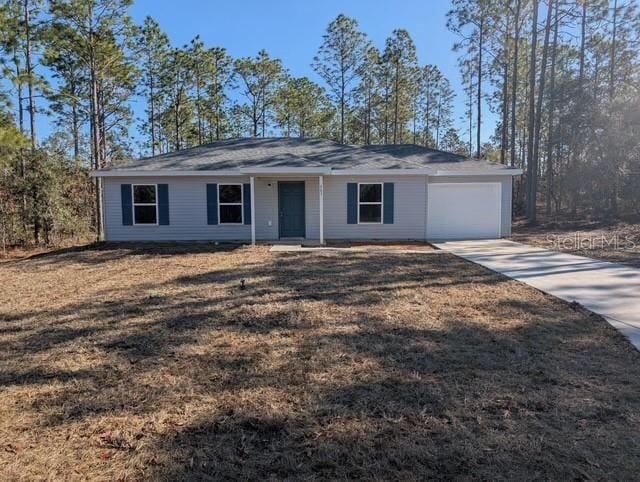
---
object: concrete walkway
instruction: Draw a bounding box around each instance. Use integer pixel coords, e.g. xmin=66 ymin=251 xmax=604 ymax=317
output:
xmin=435 ymin=239 xmax=640 ymax=350
xmin=269 ymin=244 xmax=442 ymax=255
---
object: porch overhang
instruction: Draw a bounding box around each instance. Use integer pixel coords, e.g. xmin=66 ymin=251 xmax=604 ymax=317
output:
xmin=239 ymin=167 xmax=331 ymax=176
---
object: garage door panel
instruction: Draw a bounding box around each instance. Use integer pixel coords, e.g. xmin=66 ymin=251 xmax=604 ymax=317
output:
xmin=428 ymin=183 xmax=501 ymax=240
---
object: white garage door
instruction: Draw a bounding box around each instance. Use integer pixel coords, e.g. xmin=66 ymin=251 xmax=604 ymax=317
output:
xmin=427 ymin=182 xmax=502 ymax=240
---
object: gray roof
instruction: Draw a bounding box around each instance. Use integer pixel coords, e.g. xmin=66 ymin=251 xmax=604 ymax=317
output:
xmin=358 ymin=144 xmax=508 ymax=172
xmin=107 ymin=137 xmax=518 ymax=173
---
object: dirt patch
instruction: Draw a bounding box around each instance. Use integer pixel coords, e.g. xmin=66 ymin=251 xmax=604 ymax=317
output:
xmin=512 ymin=220 xmax=640 ymax=267
xmin=1 ymin=243 xmax=639 ymax=479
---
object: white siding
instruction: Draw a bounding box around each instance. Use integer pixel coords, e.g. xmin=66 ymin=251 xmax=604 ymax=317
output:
xmin=103 ymin=176 xmax=251 ymax=241
xmin=104 ymin=176 xmax=320 ymax=242
xmin=323 ymin=176 xmax=428 ymax=240
xmin=102 ymin=173 xmax=514 ymax=242
xmin=253 ymin=178 xmax=278 ymax=240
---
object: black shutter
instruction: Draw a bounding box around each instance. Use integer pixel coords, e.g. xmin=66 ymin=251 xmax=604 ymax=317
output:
xmin=206 ymin=184 xmax=218 ymax=225
xmin=347 ymin=183 xmax=357 ymax=224
xmin=121 ymin=184 xmax=132 ymax=225
xmin=383 ymin=182 xmax=394 ymax=224
xmin=158 ymin=184 xmax=169 ymax=225
xmin=243 ymin=183 xmax=251 ymax=225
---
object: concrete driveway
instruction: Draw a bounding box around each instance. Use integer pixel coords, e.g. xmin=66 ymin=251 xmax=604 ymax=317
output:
xmin=435 ymin=239 xmax=640 ymax=350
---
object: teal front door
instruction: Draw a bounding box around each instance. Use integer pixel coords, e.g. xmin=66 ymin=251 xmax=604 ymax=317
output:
xmin=278 ymin=181 xmax=306 ymax=238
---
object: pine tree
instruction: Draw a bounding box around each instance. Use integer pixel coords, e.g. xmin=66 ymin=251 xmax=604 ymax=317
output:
xmin=234 ymin=50 xmax=283 ymax=137
xmin=49 ymin=0 xmax=138 ymax=239
xmin=275 ymin=76 xmax=333 ymax=138
xmin=382 ymin=29 xmax=419 ymax=144
xmin=137 ymin=16 xmax=169 ymax=156
xmin=158 ymin=46 xmax=194 ymax=150
xmin=313 ymin=14 xmax=366 ymax=144
xmin=420 ymin=65 xmax=443 ymax=146
xmin=42 ymin=29 xmax=88 ymax=164
xmin=203 ymin=47 xmax=234 ymax=141
xmin=440 ymin=127 xmax=468 ymax=155
xmin=354 ymin=44 xmax=381 ymax=144
xmin=447 ymin=0 xmax=496 ymax=158
xmin=433 ymin=75 xmax=455 ymax=149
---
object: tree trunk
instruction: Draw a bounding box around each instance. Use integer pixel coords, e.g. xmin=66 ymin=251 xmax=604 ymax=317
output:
xmin=579 ymin=2 xmax=586 ymax=82
xmin=545 ymin=0 xmax=559 ymax=216
xmin=570 ymin=1 xmax=588 ymax=217
xmin=216 ymin=101 xmax=221 ymax=140
xmin=383 ymin=85 xmax=389 ymax=144
xmin=476 ymin=16 xmax=484 ymax=158
xmin=609 ymin=0 xmax=618 ymax=101
xmin=24 ymin=0 xmax=40 ymax=243
xmin=14 ymin=54 xmax=24 ymax=134
xmin=412 ymin=98 xmax=417 ymax=145
xmin=24 ymin=0 xmax=37 ymax=149
xmin=516 ymin=127 xmax=526 ymax=211
xmin=468 ymin=81 xmax=473 ymax=156
xmin=88 ymin=3 xmax=103 ymax=241
xmin=252 ymin=100 xmax=258 ymax=137
xmin=393 ymin=64 xmax=400 ymax=144
xmin=149 ymin=55 xmax=156 ymax=156
xmin=72 ymin=93 xmax=80 ymax=165
xmin=424 ymin=74 xmax=431 ymax=146
xmin=214 ymin=57 xmax=221 ymax=141
xmin=174 ymin=62 xmax=181 ymax=150
xmin=99 ymin=80 xmax=107 ymax=164
xmin=196 ymin=69 xmax=202 ymax=145
xmin=500 ymin=13 xmax=510 ymax=165
xmin=259 ymin=86 xmax=266 ymax=137
xmin=525 ymin=0 xmax=539 ymax=223
xmin=340 ymin=67 xmax=345 ymax=143
xmin=13 ymin=53 xmax=28 ymax=237
xmin=510 ymin=0 xmax=521 ymax=168
xmin=366 ymin=85 xmax=372 ymax=144
xmin=608 ymin=0 xmax=619 ymax=214
xmin=532 ymin=0 xmax=553 ymax=222
xmin=435 ymin=99 xmax=441 ymax=149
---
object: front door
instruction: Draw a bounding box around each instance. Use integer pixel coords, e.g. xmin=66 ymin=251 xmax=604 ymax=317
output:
xmin=278 ymin=181 xmax=306 ymax=238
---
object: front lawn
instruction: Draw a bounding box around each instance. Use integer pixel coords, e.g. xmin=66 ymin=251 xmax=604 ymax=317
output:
xmin=1 ymin=244 xmax=639 ymax=479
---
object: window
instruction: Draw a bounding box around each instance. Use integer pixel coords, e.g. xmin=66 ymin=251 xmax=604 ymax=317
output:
xmin=219 ymin=184 xmax=243 ymax=224
xmin=133 ymin=184 xmax=157 ymax=225
xmin=358 ymin=183 xmax=383 ymax=224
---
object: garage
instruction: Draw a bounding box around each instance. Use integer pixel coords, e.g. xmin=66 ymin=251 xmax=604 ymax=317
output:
xmin=427 ymin=182 xmax=502 ymax=240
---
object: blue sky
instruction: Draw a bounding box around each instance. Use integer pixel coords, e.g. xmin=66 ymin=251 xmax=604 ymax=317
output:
xmin=25 ymin=0 xmax=498 ymax=151
xmin=128 ymin=0 xmax=498 ymax=147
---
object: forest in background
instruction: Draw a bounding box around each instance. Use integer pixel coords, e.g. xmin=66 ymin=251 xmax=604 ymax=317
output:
xmin=0 ymin=0 xmax=639 ymax=249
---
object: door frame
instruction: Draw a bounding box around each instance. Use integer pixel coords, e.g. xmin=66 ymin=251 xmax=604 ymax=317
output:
xmin=278 ymin=181 xmax=306 ymax=238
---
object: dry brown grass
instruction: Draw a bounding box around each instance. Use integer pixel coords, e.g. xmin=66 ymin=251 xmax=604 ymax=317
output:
xmin=1 ymin=243 xmax=639 ymax=480
xmin=512 ymin=220 xmax=640 ymax=267
xmin=325 ymin=241 xmax=436 ymax=251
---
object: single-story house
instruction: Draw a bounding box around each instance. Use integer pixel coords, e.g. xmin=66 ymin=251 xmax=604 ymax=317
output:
xmin=92 ymin=137 xmax=522 ymax=243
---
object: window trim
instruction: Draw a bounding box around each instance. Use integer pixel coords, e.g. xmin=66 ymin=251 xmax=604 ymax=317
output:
xmin=218 ymin=183 xmax=244 ymax=225
xmin=357 ymin=182 xmax=383 ymax=225
xmin=132 ymin=183 xmax=159 ymax=226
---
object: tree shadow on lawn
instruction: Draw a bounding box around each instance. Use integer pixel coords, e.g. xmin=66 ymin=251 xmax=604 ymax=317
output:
xmin=3 ymin=241 xmax=245 ymax=267
xmin=1 ymin=247 xmax=639 ymax=479
xmin=146 ymin=314 xmax=640 ymax=481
